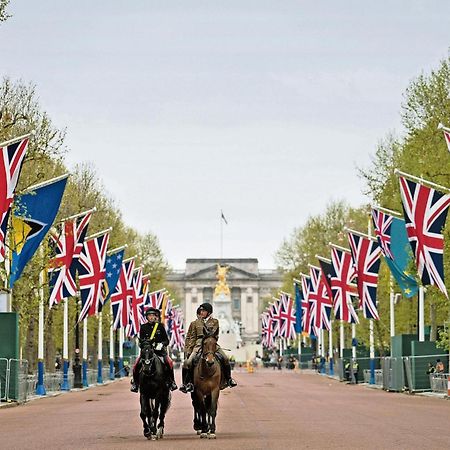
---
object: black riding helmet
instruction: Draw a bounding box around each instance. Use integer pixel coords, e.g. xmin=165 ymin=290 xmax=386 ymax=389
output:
xmin=145 ymin=307 xmax=160 ymax=318
xmin=198 ymin=302 xmax=213 ymax=315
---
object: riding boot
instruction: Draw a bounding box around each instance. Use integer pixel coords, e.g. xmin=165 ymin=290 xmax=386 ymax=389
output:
xmin=179 ymin=367 xmax=194 ymax=394
xmin=222 ymin=361 xmax=237 ymax=388
xmin=167 ymin=366 xmax=178 ymax=391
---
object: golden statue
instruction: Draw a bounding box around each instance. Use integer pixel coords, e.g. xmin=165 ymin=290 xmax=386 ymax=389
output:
xmin=214 ymin=264 xmax=230 ymax=296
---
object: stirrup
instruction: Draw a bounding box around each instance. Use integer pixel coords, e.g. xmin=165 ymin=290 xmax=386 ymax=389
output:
xmin=169 ymin=381 xmax=178 ymax=391
xmin=179 ymin=384 xmax=189 ymax=394
xmin=227 ymin=378 xmax=237 ymax=388
xmin=130 ymin=382 xmax=138 ymax=393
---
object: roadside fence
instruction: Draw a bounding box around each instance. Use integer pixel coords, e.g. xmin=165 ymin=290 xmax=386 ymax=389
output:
xmin=429 ymin=373 xmax=449 ymax=394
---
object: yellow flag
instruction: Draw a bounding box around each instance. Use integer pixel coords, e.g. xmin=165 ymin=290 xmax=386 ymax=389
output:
xmin=11 ymin=216 xmax=32 ymax=255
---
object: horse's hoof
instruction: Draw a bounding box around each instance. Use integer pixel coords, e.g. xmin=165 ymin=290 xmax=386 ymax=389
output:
xmin=144 ymin=430 xmax=151 ymax=439
xmin=208 ymin=433 xmax=216 ymax=439
xmin=151 ymin=435 xmax=157 ymax=441
xmin=196 ymin=430 xmax=202 ymax=435
xmin=156 ymin=427 xmax=164 ymax=439
xmin=200 ymin=433 xmax=208 ymax=439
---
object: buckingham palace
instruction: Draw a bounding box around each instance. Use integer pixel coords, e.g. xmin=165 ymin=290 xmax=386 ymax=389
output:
xmin=166 ymin=258 xmax=283 ymax=352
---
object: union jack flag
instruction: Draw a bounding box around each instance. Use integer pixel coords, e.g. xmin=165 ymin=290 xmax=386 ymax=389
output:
xmin=399 ymin=176 xmax=450 ymax=297
xmin=261 ymin=311 xmax=276 ymax=348
xmin=77 ymin=232 xmax=110 ymax=322
xmin=371 ymin=209 xmax=394 ymax=259
xmin=127 ymin=266 xmax=146 ymax=337
xmin=168 ymin=307 xmax=185 ymax=350
xmin=145 ymin=288 xmax=166 ymax=310
xmin=308 ymin=265 xmax=333 ymax=331
xmin=111 ymin=259 xmax=135 ymax=329
xmin=268 ymin=300 xmax=281 ymax=338
xmin=48 ymin=211 xmax=92 ymax=308
xmin=348 ymin=231 xmax=381 ymax=320
xmin=278 ymin=293 xmax=297 ymax=340
xmin=0 ymin=136 xmax=28 ymax=262
xmin=330 ymin=246 xmax=359 ymax=324
xmin=300 ymin=274 xmax=313 ymax=335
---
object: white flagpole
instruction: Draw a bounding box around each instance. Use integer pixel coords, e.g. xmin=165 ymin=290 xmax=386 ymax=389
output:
xmin=109 ymin=304 xmax=114 ymax=380
xmin=419 ymin=286 xmax=425 ymax=342
xmin=368 ymin=216 xmax=375 ymax=385
xmin=36 ymin=248 xmax=46 ymax=395
xmin=61 ymin=298 xmax=70 ymax=390
xmin=390 ymin=276 xmax=395 ymax=338
xmin=97 ymin=312 xmax=103 ymax=384
xmin=339 ymin=321 xmax=344 ymax=358
xmin=351 ymin=323 xmax=356 ymax=358
xmin=118 ymin=327 xmax=124 ymax=377
xmin=328 ymin=323 xmax=334 ymax=375
xmin=82 ymin=318 xmax=88 ymax=387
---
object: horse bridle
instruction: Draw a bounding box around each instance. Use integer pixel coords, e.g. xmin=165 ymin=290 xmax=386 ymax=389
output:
xmin=140 ymin=345 xmax=156 ymax=374
xmin=201 ymin=333 xmax=218 ymax=360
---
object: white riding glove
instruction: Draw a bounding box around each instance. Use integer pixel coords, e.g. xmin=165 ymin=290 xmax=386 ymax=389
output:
xmin=155 ymin=343 xmax=163 ymax=351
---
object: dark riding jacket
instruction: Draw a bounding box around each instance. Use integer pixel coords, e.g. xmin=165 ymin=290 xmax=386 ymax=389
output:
xmin=139 ymin=322 xmax=169 ymax=353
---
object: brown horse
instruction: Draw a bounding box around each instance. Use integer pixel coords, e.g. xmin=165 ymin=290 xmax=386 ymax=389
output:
xmin=193 ymin=332 xmax=221 ymax=439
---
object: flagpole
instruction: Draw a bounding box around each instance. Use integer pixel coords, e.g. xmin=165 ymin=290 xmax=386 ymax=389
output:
xmin=418 ymin=286 xmax=425 ymax=342
xmin=339 ymin=321 xmax=344 ymax=358
xmin=368 ymin=216 xmax=375 ymax=385
xmin=97 ymin=312 xmax=103 ymax=384
xmin=59 ymin=207 xmax=97 ymax=223
xmin=0 ymin=132 xmax=34 ymax=148
xmin=390 ymin=276 xmax=395 ymax=338
xmin=82 ymin=318 xmax=88 ymax=387
xmin=220 ymin=210 xmax=223 ymax=259
xmin=351 ymin=323 xmax=356 ymax=359
xmin=22 ymin=173 xmax=69 ymax=194
xmin=61 ymin=298 xmax=70 ymax=391
xmin=36 ymin=256 xmax=46 ymax=395
xmin=328 ymin=323 xmax=334 ymax=376
xmin=118 ymin=327 xmax=124 ymax=377
xmin=109 ymin=304 xmax=114 ymax=380
xmin=394 ymin=168 xmax=450 ymax=193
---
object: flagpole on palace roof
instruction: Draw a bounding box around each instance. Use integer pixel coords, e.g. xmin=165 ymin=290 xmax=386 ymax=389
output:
xmin=0 ymin=131 xmax=35 ymax=148
xmin=22 ymin=173 xmax=70 ymax=194
xmin=60 ymin=207 xmax=97 ymax=223
xmin=85 ymin=227 xmax=112 ymax=241
xmin=394 ymin=168 xmax=450 ymax=193
xmin=372 ymin=205 xmax=402 ymax=217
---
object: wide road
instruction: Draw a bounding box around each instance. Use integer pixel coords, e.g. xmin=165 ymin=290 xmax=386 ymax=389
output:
xmin=1 ymin=369 xmax=450 ymax=449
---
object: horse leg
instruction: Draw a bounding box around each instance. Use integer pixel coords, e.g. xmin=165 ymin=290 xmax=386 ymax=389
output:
xmin=207 ymin=390 xmax=219 ymax=439
xmin=191 ymin=393 xmax=201 ymax=433
xmin=140 ymin=394 xmax=151 ymax=438
xmin=157 ymin=391 xmax=169 ymax=439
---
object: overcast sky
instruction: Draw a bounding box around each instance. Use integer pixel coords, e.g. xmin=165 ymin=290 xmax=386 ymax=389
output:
xmin=1 ymin=1 xmax=450 ymax=269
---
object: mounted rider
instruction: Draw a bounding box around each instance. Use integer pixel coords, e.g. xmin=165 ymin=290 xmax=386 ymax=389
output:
xmin=130 ymin=307 xmax=178 ymax=392
xmin=179 ymin=302 xmax=237 ymax=393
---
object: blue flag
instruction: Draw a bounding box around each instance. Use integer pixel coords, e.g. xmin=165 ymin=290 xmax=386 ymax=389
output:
xmin=102 ymin=248 xmax=125 ymax=306
xmin=294 ymin=281 xmax=302 ymax=334
xmin=10 ymin=176 xmax=68 ymax=287
xmin=372 ymin=209 xmax=419 ymax=298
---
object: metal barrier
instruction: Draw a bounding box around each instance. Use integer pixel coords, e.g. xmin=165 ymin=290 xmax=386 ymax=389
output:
xmin=363 ymin=369 xmax=383 ymax=385
xmin=0 ymin=358 xmax=8 ymax=401
xmin=430 ymin=373 xmax=449 ymax=394
xmin=403 ymin=354 xmax=449 ymax=393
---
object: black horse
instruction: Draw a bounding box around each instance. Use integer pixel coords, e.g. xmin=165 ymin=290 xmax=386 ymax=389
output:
xmin=138 ymin=340 xmax=171 ymax=440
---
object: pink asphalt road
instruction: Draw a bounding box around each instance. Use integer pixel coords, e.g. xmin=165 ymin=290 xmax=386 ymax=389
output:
xmin=1 ymin=369 xmax=450 ymax=449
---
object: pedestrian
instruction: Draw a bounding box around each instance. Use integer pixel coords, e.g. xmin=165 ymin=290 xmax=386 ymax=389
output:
xmin=352 ymin=360 xmax=359 ymax=384
xmin=435 ymin=359 xmax=444 ymax=373
xmin=426 ymin=362 xmax=435 ymax=375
